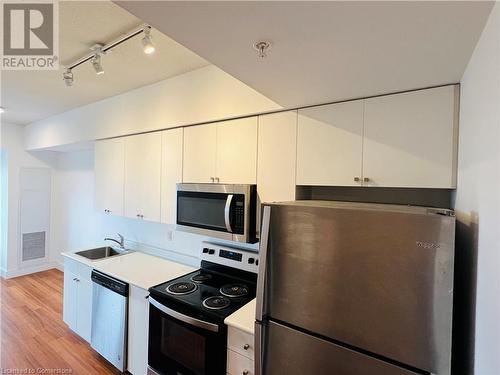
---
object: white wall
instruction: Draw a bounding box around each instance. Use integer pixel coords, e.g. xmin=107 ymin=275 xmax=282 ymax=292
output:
xmin=24 ymin=65 xmax=281 ymax=150
xmin=0 ymin=122 xmax=58 ymax=277
xmin=455 ymin=3 xmax=500 ymax=374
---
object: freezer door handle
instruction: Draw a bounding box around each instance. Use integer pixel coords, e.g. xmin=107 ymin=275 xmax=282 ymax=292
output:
xmin=255 ymin=322 xmax=263 ymax=375
xmin=256 ymin=205 xmax=271 ymax=321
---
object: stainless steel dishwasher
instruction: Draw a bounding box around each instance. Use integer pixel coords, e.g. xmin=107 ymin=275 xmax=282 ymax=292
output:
xmin=91 ymin=270 xmax=128 ymax=372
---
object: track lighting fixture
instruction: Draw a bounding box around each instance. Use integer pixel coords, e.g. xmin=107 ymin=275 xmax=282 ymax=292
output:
xmin=62 ymin=24 xmax=156 ymax=87
xmin=142 ymin=26 xmax=155 ymax=55
xmin=63 ymin=69 xmax=73 ymax=87
xmin=91 ymin=54 xmax=104 ymax=75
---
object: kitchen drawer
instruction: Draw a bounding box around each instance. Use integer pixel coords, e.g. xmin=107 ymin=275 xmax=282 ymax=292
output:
xmin=228 ymin=327 xmax=254 ymax=360
xmin=64 ymin=257 xmax=91 ymax=281
xmin=227 ymin=350 xmax=254 ymax=375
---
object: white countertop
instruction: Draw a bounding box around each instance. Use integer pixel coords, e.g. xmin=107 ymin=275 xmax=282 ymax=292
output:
xmin=224 ymin=299 xmax=256 ymax=335
xmin=62 ymin=250 xmax=196 ymax=290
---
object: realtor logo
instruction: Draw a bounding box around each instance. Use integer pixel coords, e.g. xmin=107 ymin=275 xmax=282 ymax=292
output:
xmin=2 ymin=1 xmax=59 ymax=69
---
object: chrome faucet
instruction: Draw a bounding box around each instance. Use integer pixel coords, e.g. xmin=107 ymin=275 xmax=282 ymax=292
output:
xmin=104 ymin=233 xmax=125 ymax=249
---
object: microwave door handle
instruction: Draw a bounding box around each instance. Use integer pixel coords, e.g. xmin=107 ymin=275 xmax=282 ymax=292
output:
xmin=149 ymin=297 xmax=219 ymax=333
xmin=224 ymin=194 xmax=234 ymax=232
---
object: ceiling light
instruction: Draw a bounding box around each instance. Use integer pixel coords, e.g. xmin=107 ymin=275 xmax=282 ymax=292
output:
xmin=91 ymin=53 xmax=104 ymax=75
xmin=142 ymin=26 xmax=155 ymax=55
xmin=63 ymin=69 xmax=73 ymax=87
xmin=0 ymin=107 xmax=5 ymax=113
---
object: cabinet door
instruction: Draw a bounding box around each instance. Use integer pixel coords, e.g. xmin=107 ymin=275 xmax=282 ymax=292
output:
xmin=363 ymin=85 xmax=458 ymax=188
xmin=63 ymin=270 xmax=77 ymax=330
xmin=297 ymin=101 xmax=364 ymax=186
xmin=183 ymin=124 xmax=217 ymax=183
xmin=95 ymin=138 xmax=124 ymax=216
xmin=257 ymin=111 xmax=297 ymax=204
xmin=216 ymin=117 xmax=258 ymax=184
xmin=76 ymin=278 xmax=93 ymax=343
xmin=127 ymin=286 xmax=149 ymax=375
xmin=161 ymin=129 xmax=183 ymax=225
xmin=124 ymin=133 xmax=162 ymax=221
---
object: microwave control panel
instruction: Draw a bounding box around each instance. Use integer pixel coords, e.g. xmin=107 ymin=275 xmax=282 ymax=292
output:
xmin=231 ymin=195 xmax=245 ymax=234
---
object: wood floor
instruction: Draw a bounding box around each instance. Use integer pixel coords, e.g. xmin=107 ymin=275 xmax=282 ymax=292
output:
xmin=1 ymin=269 xmax=120 ymax=374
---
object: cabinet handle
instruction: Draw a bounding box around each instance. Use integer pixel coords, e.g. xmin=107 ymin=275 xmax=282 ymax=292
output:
xmin=210 ymin=177 xmax=215 ymax=183
xmin=215 ymin=177 xmax=220 ymax=183
xmin=354 ymin=177 xmax=360 ymax=182
xmin=363 ymin=177 xmax=370 ymax=183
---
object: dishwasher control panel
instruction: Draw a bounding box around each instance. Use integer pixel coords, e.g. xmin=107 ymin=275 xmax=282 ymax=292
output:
xmin=91 ymin=270 xmax=128 ymax=296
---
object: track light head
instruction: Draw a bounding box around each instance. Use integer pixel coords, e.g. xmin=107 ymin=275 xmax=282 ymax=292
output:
xmin=142 ymin=26 xmax=155 ymax=55
xmin=91 ymin=53 xmax=104 ymax=75
xmin=63 ymin=69 xmax=73 ymax=87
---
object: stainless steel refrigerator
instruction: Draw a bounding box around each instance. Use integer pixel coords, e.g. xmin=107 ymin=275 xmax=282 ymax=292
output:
xmin=255 ymin=201 xmax=455 ymax=375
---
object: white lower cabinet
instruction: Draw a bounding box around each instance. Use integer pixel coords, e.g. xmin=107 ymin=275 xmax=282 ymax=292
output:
xmin=63 ymin=258 xmax=93 ymax=342
xmin=227 ymin=326 xmax=254 ymax=375
xmin=127 ymin=285 xmax=150 ymax=375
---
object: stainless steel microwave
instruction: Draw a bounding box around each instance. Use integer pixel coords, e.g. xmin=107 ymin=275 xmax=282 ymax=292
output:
xmin=176 ymin=183 xmax=257 ymax=243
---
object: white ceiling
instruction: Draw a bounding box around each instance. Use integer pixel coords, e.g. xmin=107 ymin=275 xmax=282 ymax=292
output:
xmin=117 ymin=1 xmax=494 ymax=109
xmin=1 ymin=1 xmax=209 ymax=125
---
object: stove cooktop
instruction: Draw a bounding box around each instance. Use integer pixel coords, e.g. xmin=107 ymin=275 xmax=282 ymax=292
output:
xmin=149 ymin=263 xmax=257 ymax=324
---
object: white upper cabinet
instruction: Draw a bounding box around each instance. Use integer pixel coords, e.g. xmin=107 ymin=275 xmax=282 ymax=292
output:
xmin=297 ymin=100 xmax=364 ymax=186
xmin=216 ymin=117 xmax=258 ymax=184
xmin=183 ymin=118 xmax=258 ymax=184
xmin=257 ymin=111 xmax=297 ymax=203
xmin=161 ymin=128 xmax=183 ymax=224
xmin=94 ymin=138 xmax=124 ymax=216
xmin=183 ymin=124 xmax=217 ymax=183
xmin=363 ymin=85 xmax=458 ymax=188
xmin=124 ymin=132 xmax=162 ymax=221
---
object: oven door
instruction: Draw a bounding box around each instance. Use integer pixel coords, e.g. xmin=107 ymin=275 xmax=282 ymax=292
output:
xmin=148 ymin=297 xmax=226 ymax=375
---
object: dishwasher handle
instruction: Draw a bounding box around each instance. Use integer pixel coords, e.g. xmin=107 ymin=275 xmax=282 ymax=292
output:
xmin=91 ymin=270 xmax=128 ymax=296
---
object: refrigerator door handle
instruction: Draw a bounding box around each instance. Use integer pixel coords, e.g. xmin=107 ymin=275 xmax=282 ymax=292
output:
xmin=256 ymin=205 xmax=271 ymax=321
xmin=254 ymin=322 xmax=263 ymax=375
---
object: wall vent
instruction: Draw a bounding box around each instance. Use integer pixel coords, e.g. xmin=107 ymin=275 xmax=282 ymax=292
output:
xmin=22 ymin=231 xmax=46 ymax=261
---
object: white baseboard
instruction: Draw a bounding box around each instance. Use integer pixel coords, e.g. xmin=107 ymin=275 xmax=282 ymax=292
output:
xmin=2 ymin=261 xmax=61 ymax=279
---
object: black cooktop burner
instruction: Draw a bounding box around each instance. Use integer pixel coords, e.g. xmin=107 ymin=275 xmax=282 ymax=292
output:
xmin=190 ymin=273 xmax=213 ymax=283
xmin=203 ymin=296 xmax=231 ymax=310
xmin=166 ymin=282 xmax=197 ymax=295
xmin=220 ymin=284 xmax=249 ymax=298
xmin=149 ymin=261 xmax=257 ymax=322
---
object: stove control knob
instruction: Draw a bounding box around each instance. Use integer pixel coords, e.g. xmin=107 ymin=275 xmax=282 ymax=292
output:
xmin=248 ymin=258 xmax=255 ymax=264
xmin=243 ymin=371 xmax=249 ymax=375
xmin=202 ymin=248 xmax=209 ymax=253
xmin=208 ymin=249 xmax=215 ymax=255
xmin=243 ymin=344 xmax=250 ymax=350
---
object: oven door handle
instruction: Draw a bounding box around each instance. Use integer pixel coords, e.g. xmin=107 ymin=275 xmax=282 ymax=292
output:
xmin=224 ymin=194 xmax=234 ymax=233
xmin=149 ymin=297 xmax=219 ymax=333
